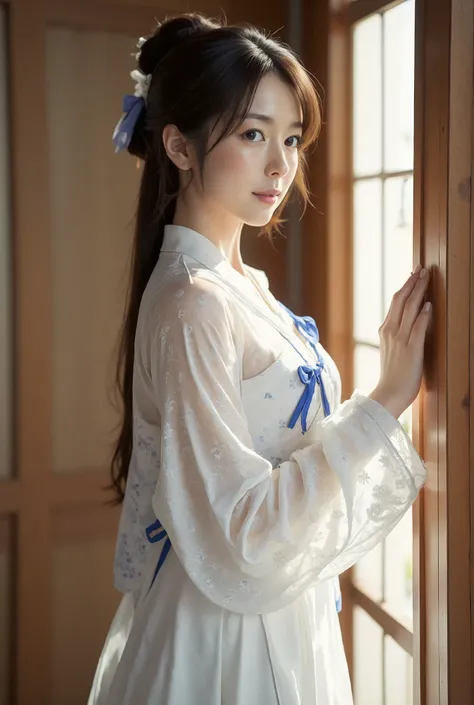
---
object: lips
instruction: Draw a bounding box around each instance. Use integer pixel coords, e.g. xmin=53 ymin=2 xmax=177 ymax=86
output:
xmin=253 ymin=193 xmax=279 ymax=205
xmin=253 ymin=189 xmax=281 ymax=197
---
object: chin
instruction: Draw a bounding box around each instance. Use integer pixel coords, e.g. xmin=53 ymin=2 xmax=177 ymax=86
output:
xmin=244 ymin=218 xmax=272 ymax=228
xmin=242 ymin=211 xmax=276 ymax=228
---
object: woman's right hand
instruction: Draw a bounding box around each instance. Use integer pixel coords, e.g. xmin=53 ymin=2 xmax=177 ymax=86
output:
xmin=369 ymin=264 xmax=432 ymax=419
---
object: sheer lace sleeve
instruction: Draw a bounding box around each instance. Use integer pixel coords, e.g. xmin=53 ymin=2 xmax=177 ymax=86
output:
xmin=149 ymin=278 xmax=426 ymax=614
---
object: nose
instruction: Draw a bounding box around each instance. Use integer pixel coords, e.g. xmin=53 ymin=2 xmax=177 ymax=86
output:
xmin=264 ymin=145 xmax=290 ymax=179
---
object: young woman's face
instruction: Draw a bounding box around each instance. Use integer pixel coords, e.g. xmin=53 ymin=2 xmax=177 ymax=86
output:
xmin=196 ymin=72 xmax=303 ymax=228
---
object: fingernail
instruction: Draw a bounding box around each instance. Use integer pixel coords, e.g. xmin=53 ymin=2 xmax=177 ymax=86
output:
xmin=420 ymin=268 xmax=427 ymax=278
xmin=424 ymin=302 xmax=432 ymax=312
xmin=412 ymin=264 xmax=422 ymax=274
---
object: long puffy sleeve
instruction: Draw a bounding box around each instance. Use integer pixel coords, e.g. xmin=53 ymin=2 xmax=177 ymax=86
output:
xmin=149 ymin=278 xmax=426 ymax=614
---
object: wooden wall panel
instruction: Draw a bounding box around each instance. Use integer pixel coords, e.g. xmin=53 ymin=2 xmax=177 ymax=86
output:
xmin=51 ymin=506 xmax=120 ymax=705
xmin=46 ymin=28 xmax=140 ymax=473
xmin=45 ymin=0 xmax=229 ymax=35
xmin=5 ymin=1 xmax=292 ymax=703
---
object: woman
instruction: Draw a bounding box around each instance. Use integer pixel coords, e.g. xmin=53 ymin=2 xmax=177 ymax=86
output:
xmin=88 ymin=12 xmax=430 ymax=705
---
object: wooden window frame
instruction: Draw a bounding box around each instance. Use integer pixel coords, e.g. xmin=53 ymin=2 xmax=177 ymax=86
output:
xmin=302 ymin=0 xmax=474 ymax=702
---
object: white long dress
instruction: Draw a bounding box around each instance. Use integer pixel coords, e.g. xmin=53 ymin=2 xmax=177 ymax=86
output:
xmin=88 ymin=224 xmax=426 ymax=705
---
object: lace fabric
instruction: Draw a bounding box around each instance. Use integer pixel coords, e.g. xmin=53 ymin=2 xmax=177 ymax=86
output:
xmin=113 ymin=225 xmax=426 ymax=617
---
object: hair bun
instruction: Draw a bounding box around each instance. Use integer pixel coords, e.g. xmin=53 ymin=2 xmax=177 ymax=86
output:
xmin=138 ymin=13 xmax=219 ymax=76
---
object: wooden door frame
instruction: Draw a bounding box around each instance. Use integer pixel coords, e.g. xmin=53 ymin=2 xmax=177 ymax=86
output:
xmin=414 ymin=0 xmax=473 ymax=702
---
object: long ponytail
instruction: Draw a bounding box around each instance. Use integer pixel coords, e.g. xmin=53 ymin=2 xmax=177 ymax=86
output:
xmin=109 ymin=150 xmax=179 ymax=503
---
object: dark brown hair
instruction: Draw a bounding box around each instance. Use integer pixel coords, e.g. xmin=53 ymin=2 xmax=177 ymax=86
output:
xmin=109 ymin=12 xmax=322 ymax=503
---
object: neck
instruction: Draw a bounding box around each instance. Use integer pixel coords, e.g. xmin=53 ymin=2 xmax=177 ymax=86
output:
xmin=172 ymin=194 xmax=246 ymax=275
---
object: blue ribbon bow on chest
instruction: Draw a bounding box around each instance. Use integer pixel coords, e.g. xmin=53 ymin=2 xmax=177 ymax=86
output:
xmin=288 ymin=363 xmax=331 ymax=433
xmin=279 ymin=302 xmax=332 ymax=433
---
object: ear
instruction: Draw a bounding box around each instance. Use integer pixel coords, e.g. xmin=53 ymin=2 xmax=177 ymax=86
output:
xmin=162 ymin=124 xmax=193 ymax=171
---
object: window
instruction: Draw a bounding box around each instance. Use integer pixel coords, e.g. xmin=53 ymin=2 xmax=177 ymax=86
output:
xmin=306 ymin=0 xmax=472 ymax=700
xmin=350 ymin=1 xmax=416 ymax=703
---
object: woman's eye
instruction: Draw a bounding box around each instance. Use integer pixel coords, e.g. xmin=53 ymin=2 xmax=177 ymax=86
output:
xmin=243 ymin=129 xmax=264 ymax=142
xmin=286 ymin=135 xmax=302 ymax=148
xmin=242 ymin=130 xmax=302 ymax=147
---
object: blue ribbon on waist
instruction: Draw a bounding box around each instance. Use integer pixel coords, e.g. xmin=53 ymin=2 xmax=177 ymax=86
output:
xmin=145 ymin=518 xmax=172 ymax=589
xmin=145 ymin=517 xmax=341 ymax=611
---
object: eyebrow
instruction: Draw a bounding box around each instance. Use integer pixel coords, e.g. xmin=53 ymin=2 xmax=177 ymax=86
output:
xmin=243 ymin=112 xmax=303 ymax=130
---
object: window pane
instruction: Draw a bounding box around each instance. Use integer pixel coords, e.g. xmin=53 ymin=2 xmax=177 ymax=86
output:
xmin=385 ymin=507 xmax=414 ymax=626
xmin=399 ymin=404 xmax=413 ymax=438
xmin=353 ymin=15 xmax=382 ymax=177
xmin=383 ymin=0 xmax=415 ymax=172
xmin=354 ymin=344 xmax=380 ymax=396
xmin=385 ymin=635 xmax=413 ymax=705
xmin=354 ymin=341 xmax=384 ymax=607
xmin=383 ymin=176 xmax=414 ymax=318
xmin=0 ymin=6 xmax=12 ymax=479
xmin=354 ymin=607 xmax=384 ymax=705
xmin=354 ymin=542 xmax=383 ymax=602
xmin=353 ymin=179 xmax=383 ymax=344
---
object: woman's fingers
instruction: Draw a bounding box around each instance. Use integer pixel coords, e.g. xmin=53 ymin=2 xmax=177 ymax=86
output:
xmin=374 ymin=265 xmax=433 ymax=417
xmin=399 ymin=269 xmax=430 ymax=341
xmin=380 ymin=265 xmax=423 ymax=336
xmin=408 ymin=299 xmax=432 ymax=348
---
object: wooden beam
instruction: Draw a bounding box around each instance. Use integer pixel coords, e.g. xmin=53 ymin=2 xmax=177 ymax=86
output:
xmin=445 ymin=0 xmax=473 ymax=698
xmin=45 ymin=0 xmax=230 ymax=35
xmin=351 ymin=584 xmax=414 ymax=656
xmin=346 ymin=0 xmax=402 ymax=24
xmin=0 ymin=469 xmax=112 ymax=514
xmin=325 ymin=3 xmax=354 ymax=398
xmin=0 ymin=480 xmax=21 ymax=512
xmin=10 ymin=0 xmax=53 ymax=700
xmin=412 ymin=0 xmax=427 ymax=699
xmin=47 ymin=0 xmax=161 ymax=38
xmin=470 ymin=113 xmax=474 ymax=701
xmin=46 ymin=1 xmax=164 ymax=35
